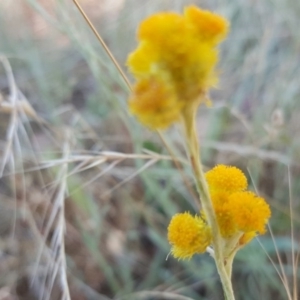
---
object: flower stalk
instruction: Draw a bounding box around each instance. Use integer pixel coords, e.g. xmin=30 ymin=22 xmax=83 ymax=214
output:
xmin=181 ymin=105 xmax=235 ymax=300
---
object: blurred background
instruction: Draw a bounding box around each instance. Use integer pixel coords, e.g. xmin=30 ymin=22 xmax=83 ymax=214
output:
xmin=0 ymin=0 xmax=299 ymax=299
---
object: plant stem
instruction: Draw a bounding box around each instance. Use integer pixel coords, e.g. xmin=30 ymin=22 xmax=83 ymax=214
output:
xmin=224 ymin=253 xmax=235 ymax=280
xmin=181 ymin=104 xmax=235 ymax=300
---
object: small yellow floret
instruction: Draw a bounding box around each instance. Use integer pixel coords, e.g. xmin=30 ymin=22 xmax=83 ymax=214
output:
xmin=184 ymin=5 xmax=229 ymax=45
xmin=229 ymin=191 xmax=271 ymax=234
xmin=127 ymin=41 xmax=159 ymax=76
xmin=206 ymin=165 xmax=248 ymax=193
xmin=168 ymin=212 xmax=211 ymax=259
xmin=138 ymin=12 xmax=187 ymax=49
xmin=128 ymin=76 xmax=182 ymax=129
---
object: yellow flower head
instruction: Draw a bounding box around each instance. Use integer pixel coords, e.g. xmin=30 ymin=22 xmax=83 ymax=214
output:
xmin=229 ymin=191 xmax=271 ymax=234
xmin=127 ymin=41 xmax=159 ymax=76
xmin=128 ymin=75 xmax=182 ymax=129
xmin=184 ymin=5 xmax=229 ymax=46
xmin=127 ymin=6 xmax=229 ymax=129
xmin=168 ymin=212 xmax=211 ymax=259
xmin=138 ymin=12 xmax=188 ymax=50
xmin=206 ymin=165 xmax=248 ymax=193
xmin=205 ymin=165 xmax=271 ymax=242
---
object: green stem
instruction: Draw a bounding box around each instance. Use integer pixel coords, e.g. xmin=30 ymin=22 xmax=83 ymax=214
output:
xmin=223 ymin=233 xmax=243 ymax=280
xmin=182 ymin=105 xmax=235 ymax=300
xmin=224 ymin=253 xmax=235 ymax=280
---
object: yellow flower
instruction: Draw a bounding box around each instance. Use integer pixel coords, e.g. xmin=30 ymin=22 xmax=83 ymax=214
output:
xmin=204 ymin=165 xmax=271 ymax=241
xmin=127 ymin=6 xmax=229 ymax=129
xmin=138 ymin=12 xmax=188 ymax=51
xmin=128 ymin=75 xmax=182 ymax=129
xmin=168 ymin=212 xmax=211 ymax=259
xmin=206 ymin=165 xmax=248 ymax=193
xmin=229 ymin=191 xmax=271 ymax=234
xmin=127 ymin=41 xmax=160 ymax=76
xmin=184 ymin=5 xmax=229 ymax=46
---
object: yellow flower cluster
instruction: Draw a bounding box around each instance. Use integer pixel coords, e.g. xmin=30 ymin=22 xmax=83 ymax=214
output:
xmin=167 ymin=165 xmax=271 ymax=260
xmin=205 ymin=165 xmax=271 ymax=243
xmin=127 ymin=6 xmax=229 ymax=129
